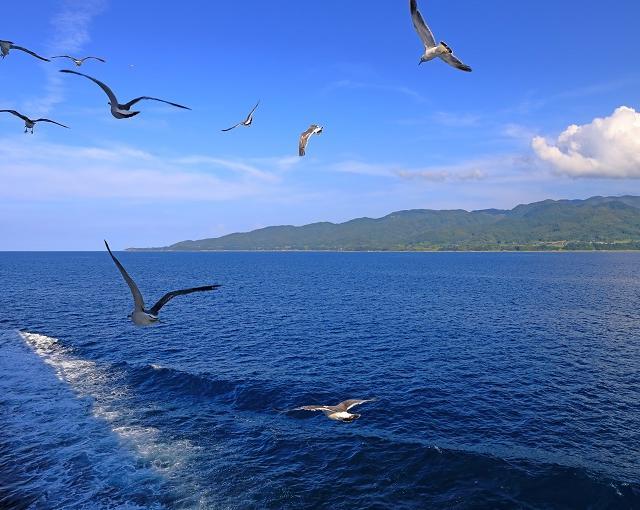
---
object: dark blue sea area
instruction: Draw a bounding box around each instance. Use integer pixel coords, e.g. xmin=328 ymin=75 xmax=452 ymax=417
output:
xmin=0 ymin=251 xmax=638 ymax=509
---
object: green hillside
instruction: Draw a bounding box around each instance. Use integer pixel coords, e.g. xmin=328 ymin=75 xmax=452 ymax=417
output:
xmin=131 ymin=196 xmax=640 ymax=251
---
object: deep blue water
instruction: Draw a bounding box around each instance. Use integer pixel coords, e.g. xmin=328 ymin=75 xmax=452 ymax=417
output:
xmin=0 ymin=251 xmax=639 ymax=509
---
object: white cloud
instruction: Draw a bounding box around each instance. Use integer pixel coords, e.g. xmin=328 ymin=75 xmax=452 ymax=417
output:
xmin=331 ymin=160 xmax=396 ymax=177
xmin=0 ymin=138 xmax=281 ymax=201
xmin=532 ymin=106 xmax=640 ymax=178
xmin=323 ymin=80 xmax=426 ymax=103
xmin=502 ymin=123 xmax=538 ymax=142
xmin=173 ymin=156 xmax=278 ymax=181
xmin=25 ymin=0 xmax=106 ymax=116
xmin=253 ymin=156 xmax=301 ymax=172
xmin=396 ymin=168 xmax=487 ymax=182
xmin=332 ymin=155 xmax=529 ymax=182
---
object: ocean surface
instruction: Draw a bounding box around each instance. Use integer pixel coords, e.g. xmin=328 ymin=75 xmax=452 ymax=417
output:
xmin=0 ymin=251 xmax=639 ymax=509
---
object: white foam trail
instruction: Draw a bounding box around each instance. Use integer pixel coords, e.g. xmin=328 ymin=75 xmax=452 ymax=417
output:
xmin=20 ymin=331 xmax=199 ymax=478
xmin=0 ymin=330 xmax=161 ymax=508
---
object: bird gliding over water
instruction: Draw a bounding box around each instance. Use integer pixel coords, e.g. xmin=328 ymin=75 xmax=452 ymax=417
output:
xmin=60 ymin=70 xmax=191 ymax=119
xmin=104 ymin=241 xmax=220 ymax=326
xmin=293 ymin=399 xmax=375 ymax=422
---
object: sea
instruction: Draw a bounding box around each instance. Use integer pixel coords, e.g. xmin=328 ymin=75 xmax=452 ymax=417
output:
xmin=0 ymin=251 xmax=638 ymax=509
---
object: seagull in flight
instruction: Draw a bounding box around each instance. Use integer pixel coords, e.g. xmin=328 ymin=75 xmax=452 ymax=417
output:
xmin=0 ymin=40 xmax=50 ymax=62
xmin=410 ymin=0 xmax=471 ymax=72
xmin=0 ymin=110 xmax=69 ymax=134
xmin=221 ymin=100 xmax=260 ymax=132
xmin=51 ymin=55 xmax=106 ymax=67
xmin=293 ymin=399 xmax=375 ymax=422
xmin=299 ymin=124 xmax=323 ymax=157
xmin=104 ymin=240 xmax=220 ymax=326
xmin=60 ymin=70 xmax=191 ymax=119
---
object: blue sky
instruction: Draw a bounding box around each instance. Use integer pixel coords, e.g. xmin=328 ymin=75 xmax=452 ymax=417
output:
xmin=1 ymin=0 xmax=639 ymax=250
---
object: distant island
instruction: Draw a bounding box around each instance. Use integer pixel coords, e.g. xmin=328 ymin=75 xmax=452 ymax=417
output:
xmin=129 ymin=196 xmax=640 ymax=252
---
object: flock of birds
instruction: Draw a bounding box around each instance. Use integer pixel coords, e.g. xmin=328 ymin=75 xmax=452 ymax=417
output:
xmin=3 ymin=0 xmax=471 ymax=422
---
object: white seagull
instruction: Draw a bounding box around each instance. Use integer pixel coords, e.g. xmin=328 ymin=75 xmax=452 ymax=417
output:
xmin=410 ymin=0 xmax=471 ymax=72
xmin=0 ymin=40 xmax=50 ymax=62
xmin=293 ymin=399 xmax=375 ymax=422
xmin=0 ymin=110 xmax=69 ymax=134
xmin=299 ymin=124 xmax=323 ymax=157
xmin=60 ymin=70 xmax=191 ymax=119
xmin=51 ymin=55 xmax=106 ymax=66
xmin=105 ymin=241 xmax=220 ymax=326
xmin=221 ymin=100 xmax=260 ymax=132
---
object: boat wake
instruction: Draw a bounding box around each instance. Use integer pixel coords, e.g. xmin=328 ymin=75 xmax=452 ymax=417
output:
xmin=0 ymin=330 xmax=198 ymax=509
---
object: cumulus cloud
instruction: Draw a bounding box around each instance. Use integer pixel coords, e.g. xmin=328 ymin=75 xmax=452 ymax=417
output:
xmin=532 ymin=106 xmax=640 ymax=178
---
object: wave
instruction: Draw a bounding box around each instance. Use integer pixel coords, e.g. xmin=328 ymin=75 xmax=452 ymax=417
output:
xmin=117 ymin=362 xmax=293 ymax=414
xmin=0 ymin=330 xmax=201 ymax=509
xmin=2 ymin=330 xmax=638 ymax=508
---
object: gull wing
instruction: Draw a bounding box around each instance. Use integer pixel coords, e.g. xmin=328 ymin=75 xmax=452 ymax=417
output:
xmin=51 ymin=55 xmax=75 ymax=61
xmin=245 ymin=100 xmax=260 ymax=122
xmin=292 ymin=405 xmax=334 ymax=412
xmin=81 ymin=56 xmax=106 ymax=63
xmin=60 ymin=69 xmax=119 ymax=104
xmin=410 ymin=0 xmax=436 ymax=49
xmin=147 ymin=285 xmax=220 ymax=316
xmin=440 ymin=52 xmax=472 ymax=72
xmin=299 ymin=125 xmax=317 ymax=157
xmin=34 ymin=118 xmax=70 ymax=128
xmin=221 ymin=122 xmax=242 ymax=132
xmin=104 ymin=240 xmax=145 ymax=312
xmin=336 ymin=399 xmax=375 ymax=411
xmin=11 ymin=45 xmax=50 ymax=61
xmin=123 ymin=96 xmax=191 ymax=110
xmin=0 ymin=109 xmax=30 ymax=123
xmin=223 ymin=101 xmax=260 ymax=131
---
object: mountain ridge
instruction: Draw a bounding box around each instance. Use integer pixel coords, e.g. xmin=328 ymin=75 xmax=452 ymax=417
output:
xmin=129 ymin=195 xmax=640 ymax=252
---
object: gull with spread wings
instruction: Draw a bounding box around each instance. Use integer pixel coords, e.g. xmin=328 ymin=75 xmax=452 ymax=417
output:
xmin=104 ymin=241 xmax=220 ymax=326
xmin=60 ymin=70 xmax=191 ymax=119
xmin=52 ymin=55 xmax=106 ymax=67
xmin=410 ymin=0 xmax=472 ymax=72
xmin=0 ymin=110 xmax=68 ymax=134
xmin=222 ymin=100 xmax=260 ymax=132
xmin=293 ymin=399 xmax=375 ymax=422
xmin=0 ymin=40 xmax=50 ymax=62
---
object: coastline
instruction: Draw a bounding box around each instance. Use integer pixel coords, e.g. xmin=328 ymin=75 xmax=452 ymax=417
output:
xmin=124 ymin=248 xmax=640 ymax=253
